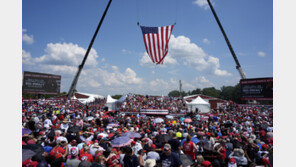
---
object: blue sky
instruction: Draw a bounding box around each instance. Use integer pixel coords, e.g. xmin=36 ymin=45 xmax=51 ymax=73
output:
xmin=22 ymin=0 xmax=273 ymax=96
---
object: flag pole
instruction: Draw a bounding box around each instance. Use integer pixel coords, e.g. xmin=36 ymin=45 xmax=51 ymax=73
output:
xmin=67 ymin=0 xmax=113 ymax=99
xmin=206 ymin=0 xmax=246 ymax=79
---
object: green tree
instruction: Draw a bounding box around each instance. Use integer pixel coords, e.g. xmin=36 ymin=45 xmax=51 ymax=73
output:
xmin=190 ymin=88 xmax=202 ymax=95
xmin=168 ymin=90 xmax=181 ymax=97
xmin=232 ymin=83 xmax=242 ymax=103
xmin=112 ymin=94 xmax=122 ymax=99
xmin=202 ymin=87 xmax=221 ymax=98
xmin=220 ymin=86 xmax=236 ymax=100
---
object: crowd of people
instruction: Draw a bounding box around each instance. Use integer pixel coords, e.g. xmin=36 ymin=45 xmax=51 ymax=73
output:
xmin=120 ymin=94 xmax=187 ymax=113
xmin=22 ymin=97 xmax=273 ymax=167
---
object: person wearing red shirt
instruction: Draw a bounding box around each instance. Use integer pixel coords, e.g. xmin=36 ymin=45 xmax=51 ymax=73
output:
xmin=216 ymin=142 xmax=226 ymax=165
xmin=182 ymin=135 xmax=198 ymax=160
xmin=79 ymin=146 xmax=94 ymax=162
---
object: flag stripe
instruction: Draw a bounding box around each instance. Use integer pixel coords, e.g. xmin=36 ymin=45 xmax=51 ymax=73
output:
xmin=151 ymin=34 xmax=159 ymax=62
xmin=140 ymin=24 xmax=174 ymax=64
xmin=143 ymin=35 xmax=154 ymax=63
xmin=147 ymin=33 xmax=155 ymax=63
xmin=156 ymin=33 xmax=161 ymax=63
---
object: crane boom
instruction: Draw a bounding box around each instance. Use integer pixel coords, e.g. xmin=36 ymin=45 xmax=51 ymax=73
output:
xmin=67 ymin=0 xmax=113 ymax=99
xmin=207 ymin=0 xmax=246 ymax=79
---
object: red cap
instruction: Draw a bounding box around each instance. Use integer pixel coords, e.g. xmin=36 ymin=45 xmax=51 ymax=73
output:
xmin=27 ymin=139 xmax=36 ymax=145
xmin=71 ymin=140 xmax=77 ymax=145
xmin=262 ymin=144 xmax=268 ymax=150
xmin=229 ymin=158 xmax=236 ymax=164
xmin=206 ymin=132 xmax=211 ymax=137
xmin=86 ymin=141 xmax=93 ymax=146
xmin=131 ymin=141 xmax=136 ymax=145
xmin=39 ymin=131 xmax=44 ymax=135
xmin=201 ymin=161 xmax=212 ymax=167
xmin=151 ymin=144 xmax=156 ymax=149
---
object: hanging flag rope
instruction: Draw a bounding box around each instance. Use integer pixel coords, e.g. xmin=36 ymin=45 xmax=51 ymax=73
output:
xmin=139 ymin=23 xmax=175 ymax=64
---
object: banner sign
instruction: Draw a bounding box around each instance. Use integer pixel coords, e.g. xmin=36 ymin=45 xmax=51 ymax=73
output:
xmin=140 ymin=109 xmax=169 ymax=115
xmin=240 ymin=77 xmax=273 ymax=101
xmin=22 ymin=71 xmax=61 ymax=95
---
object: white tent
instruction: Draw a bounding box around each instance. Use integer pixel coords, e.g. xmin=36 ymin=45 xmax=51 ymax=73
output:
xmin=72 ymin=92 xmax=104 ymax=104
xmin=106 ymin=95 xmax=117 ymax=111
xmin=187 ymin=96 xmax=210 ymax=113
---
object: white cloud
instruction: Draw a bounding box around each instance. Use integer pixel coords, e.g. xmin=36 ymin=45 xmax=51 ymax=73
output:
xmin=22 ymin=50 xmax=34 ymax=65
xmin=22 ymin=42 xmax=144 ymax=95
xmin=149 ymin=79 xmax=170 ymax=92
xmin=139 ymin=52 xmax=177 ymax=67
xmin=139 ymin=35 xmax=231 ymax=77
xmin=22 ymin=28 xmax=34 ymax=44
xmin=88 ymin=79 xmax=101 ymax=88
xmin=35 ymin=42 xmax=98 ymax=68
xmin=96 ymin=66 xmax=143 ymax=86
xmin=257 ymin=51 xmax=266 ymax=57
xmin=193 ymin=0 xmax=210 ymax=10
xmin=193 ymin=76 xmax=215 ymax=88
xmin=203 ymin=38 xmax=210 ymax=44
xmin=169 ymin=35 xmax=232 ymax=76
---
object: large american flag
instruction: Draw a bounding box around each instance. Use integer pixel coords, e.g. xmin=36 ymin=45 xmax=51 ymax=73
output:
xmin=140 ymin=25 xmax=174 ymax=64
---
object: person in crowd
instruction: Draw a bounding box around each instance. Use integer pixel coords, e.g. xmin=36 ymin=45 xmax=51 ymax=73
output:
xmin=66 ymin=147 xmax=81 ymax=167
xmin=168 ymin=132 xmax=181 ymax=154
xmin=159 ymin=144 xmax=182 ymax=167
xmin=182 ymin=135 xmax=198 ymax=161
xmin=123 ymin=146 xmax=139 ymax=167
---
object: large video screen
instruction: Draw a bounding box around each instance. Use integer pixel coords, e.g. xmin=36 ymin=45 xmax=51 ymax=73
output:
xmin=240 ymin=77 xmax=273 ymax=101
xmin=22 ymin=71 xmax=61 ymax=95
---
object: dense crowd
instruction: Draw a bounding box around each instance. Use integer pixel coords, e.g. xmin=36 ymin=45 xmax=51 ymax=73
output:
xmin=22 ymin=97 xmax=273 ymax=167
xmin=120 ymin=95 xmax=188 ymax=113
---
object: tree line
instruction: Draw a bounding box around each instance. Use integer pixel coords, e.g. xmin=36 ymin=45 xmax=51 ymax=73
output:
xmin=168 ymin=84 xmax=242 ymax=103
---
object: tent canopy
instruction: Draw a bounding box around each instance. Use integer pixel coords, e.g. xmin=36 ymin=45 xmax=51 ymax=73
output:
xmin=106 ymin=95 xmax=117 ymax=111
xmin=190 ymin=96 xmax=209 ymax=105
xmin=187 ymin=96 xmax=210 ymax=113
xmin=107 ymin=95 xmax=117 ymax=103
xmin=73 ymin=92 xmax=104 ymax=104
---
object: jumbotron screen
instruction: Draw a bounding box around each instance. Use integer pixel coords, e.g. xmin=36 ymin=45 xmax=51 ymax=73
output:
xmin=22 ymin=71 xmax=61 ymax=95
xmin=240 ymin=77 xmax=273 ymax=101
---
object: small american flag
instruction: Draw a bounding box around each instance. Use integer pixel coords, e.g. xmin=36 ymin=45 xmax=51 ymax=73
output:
xmin=140 ymin=24 xmax=174 ymax=64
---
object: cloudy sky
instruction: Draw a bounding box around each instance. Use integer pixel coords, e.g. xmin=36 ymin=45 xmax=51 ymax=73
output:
xmin=22 ymin=0 xmax=273 ymax=96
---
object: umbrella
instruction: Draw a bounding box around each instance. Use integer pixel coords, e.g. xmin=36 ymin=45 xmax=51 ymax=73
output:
xmin=200 ymin=116 xmax=209 ymax=121
xmin=86 ymin=116 xmax=94 ymax=121
xmin=22 ymin=149 xmax=36 ymax=162
xmin=107 ymin=123 xmax=119 ymax=127
xmin=108 ymin=133 xmax=114 ymax=139
xmin=184 ymin=118 xmax=192 ymax=123
xmin=22 ymin=144 xmax=45 ymax=162
xmin=111 ymin=136 xmax=133 ymax=147
xmin=97 ymin=133 xmax=108 ymax=138
xmin=197 ymin=131 xmax=205 ymax=136
xmin=181 ymin=137 xmax=200 ymax=145
xmin=22 ymin=128 xmax=32 ymax=136
xmin=166 ymin=115 xmax=174 ymax=119
xmin=180 ymin=117 xmax=185 ymax=122
xmin=123 ymin=132 xmax=142 ymax=138
xmin=67 ymin=126 xmax=81 ymax=133
xmin=156 ymin=134 xmax=171 ymax=143
xmin=153 ymin=118 xmax=164 ymax=123
xmin=180 ymin=154 xmax=194 ymax=167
